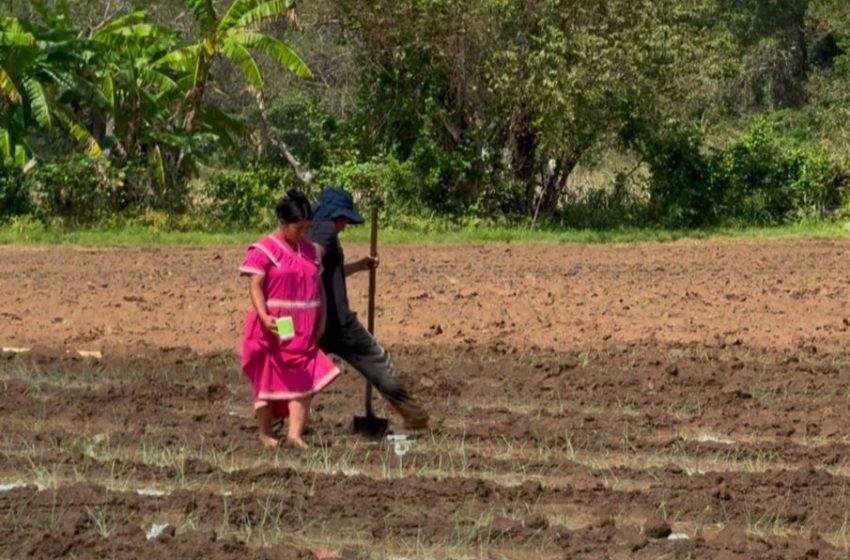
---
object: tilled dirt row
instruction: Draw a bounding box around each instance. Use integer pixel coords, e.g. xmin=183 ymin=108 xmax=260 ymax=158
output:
xmin=1 ymin=344 xmax=848 ymax=559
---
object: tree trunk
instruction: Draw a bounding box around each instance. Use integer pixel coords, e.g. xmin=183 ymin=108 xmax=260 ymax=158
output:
xmin=89 ymin=107 xmax=112 ymax=157
xmin=254 ymin=90 xmax=315 ymax=185
xmin=772 ymin=3 xmax=807 ymax=108
xmin=183 ymin=57 xmax=211 ymax=134
xmin=177 ymin=56 xmax=211 ymax=180
xmin=536 ymin=154 xmax=580 ymax=217
xmin=125 ymin=95 xmax=140 ymax=158
xmin=510 ymin=108 xmax=537 ymax=214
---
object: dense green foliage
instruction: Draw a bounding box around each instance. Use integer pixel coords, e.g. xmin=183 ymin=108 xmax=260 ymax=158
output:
xmin=1 ymin=0 xmax=849 ymax=230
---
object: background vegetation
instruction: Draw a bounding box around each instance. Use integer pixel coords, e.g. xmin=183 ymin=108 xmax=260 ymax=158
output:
xmin=2 ymin=0 xmax=850 ymax=232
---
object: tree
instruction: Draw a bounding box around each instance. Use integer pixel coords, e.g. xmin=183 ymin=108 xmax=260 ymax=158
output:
xmin=336 ymin=0 xmax=515 ymax=210
xmin=167 ymin=0 xmax=312 ymax=134
xmin=714 ymin=0 xmax=810 ymax=110
xmin=0 ymin=4 xmax=102 ymax=164
xmin=89 ymin=10 xmax=191 ymax=193
xmin=337 ymin=0 xmax=713 ymax=216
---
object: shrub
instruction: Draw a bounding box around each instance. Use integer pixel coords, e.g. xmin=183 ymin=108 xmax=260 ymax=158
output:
xmin=642 ymin=125 xmax=721 ymax=228
xmin=638 ymin=119 xmax=849 ymax=227
xmin=200 ymin=164 xmax=295 ymax=228
xmin=559 ymin=177 xmax=648 ymax=229
xmin=24 ymin=155 xmax=124 ymax=224
xmin=0 ymin=164 xmax=28 ymax=218
xmin=316 ymin=155 xmax=419 ymax=216
xmin=714 ymin=120 xmax=846 ymax=223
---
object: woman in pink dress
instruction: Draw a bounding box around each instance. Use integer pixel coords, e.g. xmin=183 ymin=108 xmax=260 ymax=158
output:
xmin=239 ymin=190 xmax=340 ymax=449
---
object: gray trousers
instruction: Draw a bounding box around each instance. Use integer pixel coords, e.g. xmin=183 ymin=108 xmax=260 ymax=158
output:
xmin=320 ymin=315 xmax=418 ymax=408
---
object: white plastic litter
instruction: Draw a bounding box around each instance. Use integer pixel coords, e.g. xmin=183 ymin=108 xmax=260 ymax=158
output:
xmin=387 ymin=434 xmax=413 ymax=457
xmin=146 ymin=523 xmax=169 ymax=540
xmin=136 ymin=489 xmax=167 ymax=497
xmin=0 ymin=482 xmax=26 ymax=492
xmin=668 ymin=533 xmax=690 ymax=541
xmin=696 ymin=433 xmax=735 ymax=445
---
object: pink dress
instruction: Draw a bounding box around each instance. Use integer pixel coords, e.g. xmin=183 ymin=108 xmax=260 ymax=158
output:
xmin=240 ymin=234 xmax=340 ymax=418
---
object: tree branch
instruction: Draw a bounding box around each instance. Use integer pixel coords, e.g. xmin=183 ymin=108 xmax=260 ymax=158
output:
xmin=254 ymin=89 xmax=314 ymax=185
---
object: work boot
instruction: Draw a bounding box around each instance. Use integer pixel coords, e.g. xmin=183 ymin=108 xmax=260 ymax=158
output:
xmin=391 ymin=398 xmax=430 ymax=430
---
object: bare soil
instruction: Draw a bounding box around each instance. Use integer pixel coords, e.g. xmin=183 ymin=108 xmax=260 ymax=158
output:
xmin=1 ymin=239 xmax=849 ymax=559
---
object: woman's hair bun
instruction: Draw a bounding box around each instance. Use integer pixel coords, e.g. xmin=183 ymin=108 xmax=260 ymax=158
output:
xmin=276 ymin=190 xmax=312 ymax=222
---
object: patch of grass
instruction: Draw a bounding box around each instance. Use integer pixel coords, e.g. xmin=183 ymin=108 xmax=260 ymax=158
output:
xmin=745 ymin=506 xmax=793 ymax=539
xmin=27 ymin=460 xmax=60 ymax=489
xmin=405 ymin=429 xmax=475 ymax=479
xmin=63 ymin=434 xmax=122 ymax=462
xmin=664 ymin=397 xmax=706 ymax=422
xmin=0 ymin=357 xmax=107 ymax=393
xmin=86 ymin=506 xmax=112 ymax=538
xmin=1 ymin=220 xmax=849 ymax=246
xmin=198 ymin=439 xmax=237 ymax=472
xmin=449 ymin=510 xmax=495 ymax=548
xmin=826 ymin=513 xmax=850 ymax=550
xmin=752 ymin=383 xmax=793 ymax=406
xmin=218 ymin=487 xmax=330 ymax=548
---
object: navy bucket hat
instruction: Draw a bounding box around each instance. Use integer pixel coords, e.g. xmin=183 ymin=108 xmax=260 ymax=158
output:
xmin=312 ymin=187 xmax=365 ymax=224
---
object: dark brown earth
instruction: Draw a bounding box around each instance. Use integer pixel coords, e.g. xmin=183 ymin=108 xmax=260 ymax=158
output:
xmin=1 ymin=240 xmax=849 ymax=558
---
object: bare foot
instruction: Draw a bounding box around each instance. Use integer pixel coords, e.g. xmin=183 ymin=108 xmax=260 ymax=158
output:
xmin=259 ymin=435 xmax=280 ymax=448
xmin=286 ymin=436 xmax=309 ymax=450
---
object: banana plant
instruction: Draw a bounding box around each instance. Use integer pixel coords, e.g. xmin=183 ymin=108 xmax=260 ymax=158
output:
xmin=158 ymin=0 xmax=312 ymax=134
xmin=87 ymin=10 xmax=193 ymax=191
xmin=0 ymin=6 xmax=102 ymax=164
xmin=91 ymin=11 xmax=185 ymax=158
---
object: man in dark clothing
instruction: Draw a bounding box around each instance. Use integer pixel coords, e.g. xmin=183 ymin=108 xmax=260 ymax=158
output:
xmin=309 ymin=187 xmax=429 ymax=430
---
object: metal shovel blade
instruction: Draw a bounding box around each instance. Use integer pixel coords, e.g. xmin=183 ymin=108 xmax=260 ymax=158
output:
xmin=352 ymin=412 xmax=389 ymax=439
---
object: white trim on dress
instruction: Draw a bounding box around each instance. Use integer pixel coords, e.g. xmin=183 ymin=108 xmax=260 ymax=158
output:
xmin=266 ymin=299 xmax=321 ymax=310
xmin=239 ymin=266 xmax=266 ymax=276
xmin=251 ymin=243 xmax=280 ymax=268
xmin=253 ymin=367 xmax=341 ymax=408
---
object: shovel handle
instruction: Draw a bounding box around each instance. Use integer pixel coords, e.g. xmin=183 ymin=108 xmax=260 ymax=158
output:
xmin=365 ymin=208 xmax=378 ymax=416
xmin=368 ymin=207 xmax=378 ymax=334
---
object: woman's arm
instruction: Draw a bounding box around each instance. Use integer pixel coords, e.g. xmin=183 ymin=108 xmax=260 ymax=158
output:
xmin=250 ymin=274 xmax=277 ymax=333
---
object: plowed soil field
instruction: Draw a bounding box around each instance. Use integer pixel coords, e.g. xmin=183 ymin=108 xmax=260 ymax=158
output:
xmin=1 ymin=240 xmax=849 ymax=559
